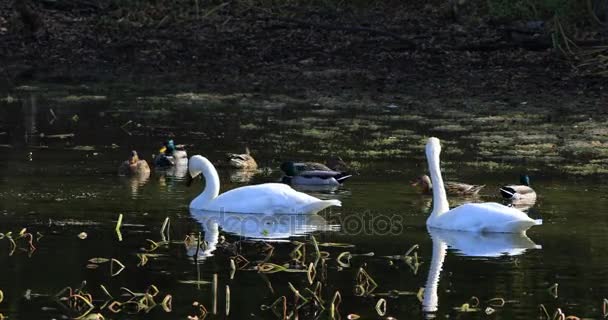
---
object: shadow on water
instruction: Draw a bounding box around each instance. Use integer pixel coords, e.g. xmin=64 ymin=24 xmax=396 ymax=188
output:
xmin=0 ymin=86 xmax=607 ymax=319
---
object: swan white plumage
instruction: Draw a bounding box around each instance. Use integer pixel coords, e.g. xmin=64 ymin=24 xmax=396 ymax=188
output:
xmin=425 ymin=137 xmax=542 ymax=233
xmin=188 ymin=155 xmax=341 ymax=214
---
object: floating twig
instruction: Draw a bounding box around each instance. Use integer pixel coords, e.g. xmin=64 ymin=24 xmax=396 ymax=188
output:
xmin=110 ymin=258 xmax=125 ymax=277
xmin=261 ymin=296 xmax=286 ymax=320
xmin=548 ymin=283 xmax=559 ymax=298
xmin=330 ymin=291 xmax=342 ymax=320
xmin=160 ymin=217 xmax=170 ymax=241
xmin=225 ymin=285 xmax=230 ymax=316
xmin=115 ymin=214 xmax=123 ymax=242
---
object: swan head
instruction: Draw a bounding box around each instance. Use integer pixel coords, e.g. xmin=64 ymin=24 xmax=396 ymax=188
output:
xmin=425 ymin=137 xmax=441 ymax=160
xmin=189 ymin=155 xmax=211 ymax=178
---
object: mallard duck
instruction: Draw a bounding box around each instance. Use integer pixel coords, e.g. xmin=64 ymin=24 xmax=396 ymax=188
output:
xmin=227 ymin=147 xmax=258 ymax=169
xmin=500 ymin=175 xmax=536 ymax=200
xmin=188 ymin=155 xmax=341 ymax=214
xmin=411 ymin=175 xmax=484 ymax=196
xmin=424 ymin=137 xmax=541 ymax=233
xmin=155 ymin=139 xmax=188 ymax=167
xmin=118 ymin=150 xmax=151 ymax=176
xmin=280 ymin=161 xmax=352 ymax=186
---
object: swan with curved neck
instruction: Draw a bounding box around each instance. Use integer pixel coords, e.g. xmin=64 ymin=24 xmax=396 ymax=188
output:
xmin=188 ymin=155 xmax=341 ymax=214
xmin=425 ymin=137 xmax=542 ymax=233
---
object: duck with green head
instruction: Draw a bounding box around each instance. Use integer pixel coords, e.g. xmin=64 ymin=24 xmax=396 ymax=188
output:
xmin=280 ymin=160 xmax=352 ymax=186
xmin=500 ymin=174 xmax=536 ymax=200
xmin=155 ymin=139 xmax=188 ymax=167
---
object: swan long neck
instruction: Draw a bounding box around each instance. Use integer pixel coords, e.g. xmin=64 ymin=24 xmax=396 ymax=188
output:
xmin=196 ymin=157 xmax=221 ymax=203
xmin=422 ymin=237 xmax=447 ymax=313
xmin=426 ymin=141 xmax=450 ymax=219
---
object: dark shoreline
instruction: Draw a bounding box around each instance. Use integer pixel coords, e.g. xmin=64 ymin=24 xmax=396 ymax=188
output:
xmin=1 ymin=1 xmax=606 ymax=97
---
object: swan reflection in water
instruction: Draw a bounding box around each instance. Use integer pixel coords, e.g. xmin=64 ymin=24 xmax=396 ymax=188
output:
xmin=422 ymin=228 xmax=541 ymax=316
xmin=189 ymin=210 xmax=339 ymax=259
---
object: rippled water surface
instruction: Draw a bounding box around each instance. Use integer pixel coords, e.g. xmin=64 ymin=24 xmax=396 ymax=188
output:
xmin=0 ymin=85 xmax=607 ymax=319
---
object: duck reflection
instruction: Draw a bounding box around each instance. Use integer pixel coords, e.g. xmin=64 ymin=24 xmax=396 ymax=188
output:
xmin=188 ymin=210 xmax=338 ymax=259
xmin=228 ymin=169 xmax=258 ymax=183
xmin=422 ymin=228 xmax=541 ymax=315
xmin=157 ymin=157 xmax=188 ymax=179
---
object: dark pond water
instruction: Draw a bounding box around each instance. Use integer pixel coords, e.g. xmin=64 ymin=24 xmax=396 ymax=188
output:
xmin=0 ymin=85 xmax=607 ymax=319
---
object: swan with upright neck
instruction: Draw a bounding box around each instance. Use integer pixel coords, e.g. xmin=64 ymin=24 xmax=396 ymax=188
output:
xmin=188 ymin=155 xmax=341 ymax=214
xmin=425 ymin=137 xmax=542 ymax=233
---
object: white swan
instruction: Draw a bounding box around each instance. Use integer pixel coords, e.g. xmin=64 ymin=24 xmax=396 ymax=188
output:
xmin=425 ymin=137 xmax=542 ymax=233
xmin=422 ymin=227 xmax=541 ymax=313
xmin=188 ymin=155 xmax=341 ymax=214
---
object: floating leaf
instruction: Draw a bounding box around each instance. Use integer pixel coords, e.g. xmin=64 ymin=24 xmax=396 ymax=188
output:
xmin=375 ymin=298 xmax=387 ymax=316
xmin=539 ymin=304 xmax=551 ymax=320
xmin=469 ymin=296 xmax=480 ymax=308
xmin=137 ymin=253 xmax=149 ymax=267
xmin=108 ymin=301 xmax=122 ymax=313
xmin=178 ymin=280 xmax=212 ymax=285
xmin=225 ymin=285 xmax=230 ymax=316
xmin=260 ymin=296 xmax=286 ymax=319
xmin=318 ymin=242 xmax=355 ymax=248
xmin=355 ymin=267 xmax=378 ymax=296
xmin=99 ymin=285 xmax=113 ymax=299
xmin=82 ymin=313 xmax=104 ymax=320
xmin=456 ymin=303 xmax=478 ymax=312
xmin=416 ymin=288 xmax=425 ymax=302
xmin=287 ymin=282 xmax=309 ymax=309
xmin=257 ymin=263 xmax=305 ymax=274
xmin=161 ymin=294 xmax=172 ymax=312
xmin=337 ymin=252 xmax=352 ymax=268
xmin=548 ymin=283 xmax=559 ymax=298
xmin=307 ymin=262 xmax=316 ymax=284
xmin=88 ymin=257 xmax=110 ymax=264
xmin=487 ymin=297 xmax=505 ymax=307
xmin=330 ymin=291 xmax=342 ymax=320
xmin=146 ymin=285 xmax=160 ymax=297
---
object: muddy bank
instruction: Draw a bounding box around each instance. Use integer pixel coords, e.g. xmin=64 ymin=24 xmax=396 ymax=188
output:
xmin=0 ymin=0 xmax=606 ymax=98
xmin=1 ymin=1 xmax=608 ymax=177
